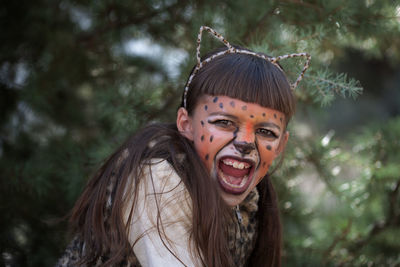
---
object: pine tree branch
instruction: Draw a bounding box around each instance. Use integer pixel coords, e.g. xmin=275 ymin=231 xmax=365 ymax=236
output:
xmin=305 ymin=71 xmax=363 ymax=105
xmin=308 ymin=75 xmax=358 ymax=93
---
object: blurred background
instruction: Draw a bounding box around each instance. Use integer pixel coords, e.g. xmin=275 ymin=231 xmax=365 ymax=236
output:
xmin=1 ymin=0 xmax=400 ymax=266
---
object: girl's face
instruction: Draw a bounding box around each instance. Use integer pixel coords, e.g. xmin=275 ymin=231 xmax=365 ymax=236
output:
xmin=177 ymin=95 xmax=288 ymax=206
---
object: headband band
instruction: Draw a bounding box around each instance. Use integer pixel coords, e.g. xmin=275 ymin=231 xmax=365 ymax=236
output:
xmin=183 ymin=26 xmax=311 ymax=108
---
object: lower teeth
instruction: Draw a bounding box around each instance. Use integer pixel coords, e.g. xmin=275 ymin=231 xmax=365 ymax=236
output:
xmin=219 ymin=171 xmax=248 ymax=188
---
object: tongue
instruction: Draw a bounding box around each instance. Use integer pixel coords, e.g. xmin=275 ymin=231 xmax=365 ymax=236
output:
xmin=219 ymin=161 xmax=250 ymax=181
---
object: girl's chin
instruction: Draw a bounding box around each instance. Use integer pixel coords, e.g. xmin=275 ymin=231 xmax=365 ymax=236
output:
xmin=219 ymin=190 xmax=249 ymax=207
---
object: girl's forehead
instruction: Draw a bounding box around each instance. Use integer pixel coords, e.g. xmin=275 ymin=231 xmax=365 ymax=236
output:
xmin=195 ymin=95 xmax=285 ymax=119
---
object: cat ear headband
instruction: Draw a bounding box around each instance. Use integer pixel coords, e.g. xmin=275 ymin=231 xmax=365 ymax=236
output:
xmin=183 ymin=26 xmax=311 ymax=108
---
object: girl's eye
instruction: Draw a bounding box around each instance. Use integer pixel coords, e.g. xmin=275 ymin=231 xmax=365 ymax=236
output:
xmin=257 ymin=128 xmax=278 ymax=138
xmin=210 ymin=120 xmax=234 ymax=128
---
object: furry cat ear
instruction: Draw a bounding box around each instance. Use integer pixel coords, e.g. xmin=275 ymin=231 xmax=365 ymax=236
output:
xmin=270 ymin=53 xmax=311 ymax=90
xmin=195 ymin=26 xmax=234 ymax=66
xmin=194 ymin=26 xmax=311 ymax=90
xmin=183 ymin=25 xmax=311 ymax=108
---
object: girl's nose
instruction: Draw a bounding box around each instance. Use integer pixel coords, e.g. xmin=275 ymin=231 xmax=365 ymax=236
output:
xmin=235 ymin=122 xmax=255 ymax=144
xmin=233 ymin=141 xmax=255 ymax=154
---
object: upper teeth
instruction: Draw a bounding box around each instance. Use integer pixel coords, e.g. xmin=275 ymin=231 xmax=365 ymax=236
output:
xmin=222 ymin=159 xmax=251 ymax=169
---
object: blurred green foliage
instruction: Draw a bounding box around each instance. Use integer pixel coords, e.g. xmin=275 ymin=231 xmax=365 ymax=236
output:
xmin=1 ymin=0 xmax=400 ymax=266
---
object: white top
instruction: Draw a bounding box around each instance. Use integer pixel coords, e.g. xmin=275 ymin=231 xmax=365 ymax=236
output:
xmin=123 ymin=159 xmax=202 ymax=267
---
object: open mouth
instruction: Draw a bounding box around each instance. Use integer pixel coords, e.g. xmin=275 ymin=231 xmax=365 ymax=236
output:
xmin=217 ymin=156 xmax=255 ymax=195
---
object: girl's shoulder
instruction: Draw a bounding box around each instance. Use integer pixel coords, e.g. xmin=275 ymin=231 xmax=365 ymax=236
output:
xmin=139 ymin=158 xmax=186 ymax=193
xmin=125 ymin=157 xmax=191 ymax=220
xmin=124 ymin=158 xmax=197 ymax=266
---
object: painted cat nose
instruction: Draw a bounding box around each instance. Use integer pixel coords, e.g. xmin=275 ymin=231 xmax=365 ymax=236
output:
xmin=233 ymin=141 xmax=256 ymax=154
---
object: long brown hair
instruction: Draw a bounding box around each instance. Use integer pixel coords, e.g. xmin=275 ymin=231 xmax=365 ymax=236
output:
xmin=69 ymin=46 xmax=295 ymax=266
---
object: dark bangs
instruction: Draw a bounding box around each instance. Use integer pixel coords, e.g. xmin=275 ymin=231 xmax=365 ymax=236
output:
xmin=184 ymin=49 xmax=296 ymax=123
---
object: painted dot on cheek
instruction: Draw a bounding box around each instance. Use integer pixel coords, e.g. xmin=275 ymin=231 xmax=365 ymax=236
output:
xmin=219 ymin=102 xmax=223 ymax=109
xmin=204 ymin=105 xmax=208 ymax=111
xmin=242 ymin=105 xmax=247 ymax=111
xmin=262 ymin=113 xmax=266 ymax=117
xmin=280 ymin=117 xmax=283 ymax=122
xmin=266 ymin=145 xmax=272 ymax=151
xmin=201 ymin=135 xmax=204 ymax=141
xmin=210 ymin=135 xmax=214 ymax=142
xmin=233 ymin=128 xmax=238 ymax=138
xmin=213 ymin=97 xmax=218 ymax=103
xmin=274 ymin=114 xmax=277 ymax=119
xmin=250 ymin=115 xmax=254 ymax=118
xmin=230 ymin=101 xmax=235 ymax=108
xmin=205 ymin=154 xmax=209 ymax=160
xmin=201 ymin=120 xmax=204 ymax=127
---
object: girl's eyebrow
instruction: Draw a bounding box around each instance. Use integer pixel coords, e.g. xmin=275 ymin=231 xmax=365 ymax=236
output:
xmin=208 ymin=112 xmax=282 ymax=130
xmin=258 ymin=122 xmax=281 ymax=131
xmin=208 ymin=112 xmax=238 ymax=120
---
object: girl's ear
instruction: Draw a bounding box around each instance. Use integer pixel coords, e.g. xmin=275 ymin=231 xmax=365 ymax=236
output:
xmin=176 ymin=107 xmax=194 ymax=141
xmin=275 ymin=131 xmax=289 ymax=156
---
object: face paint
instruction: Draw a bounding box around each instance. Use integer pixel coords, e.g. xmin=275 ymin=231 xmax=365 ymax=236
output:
xmin=187 ymin=95 xmax=287 ymax=206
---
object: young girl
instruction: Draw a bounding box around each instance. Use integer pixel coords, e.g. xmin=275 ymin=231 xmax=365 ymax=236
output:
xmin=56 ymin=26 xmax=310 ymax=267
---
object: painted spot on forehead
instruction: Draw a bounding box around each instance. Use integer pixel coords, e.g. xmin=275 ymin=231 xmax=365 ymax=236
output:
xmin=250 ymin=115 xmax=254 ymax=118
xmin=241 ymin=105 xmax=247 ymax=111
xmin=262 ymin=113 xmax=266 ymax=117
xmin=204 ymin=105 xmax=208 ymax=111
xmin=219 ymin=102 xmax=223 ymax=109
xmin=201 ymin=135 xmax=204 ymax=142
xmin=205 ymin=154 xmax=209 ymax=160
xmin=210 ymin=135 xmax=214 ymax=142
xmin=213 ymin=97 xmax=218 ymax=103
xmin=230 ymin=101 xmax=235 ymax=108
xmin=266 ymin=145 xmax=272 ymax=151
